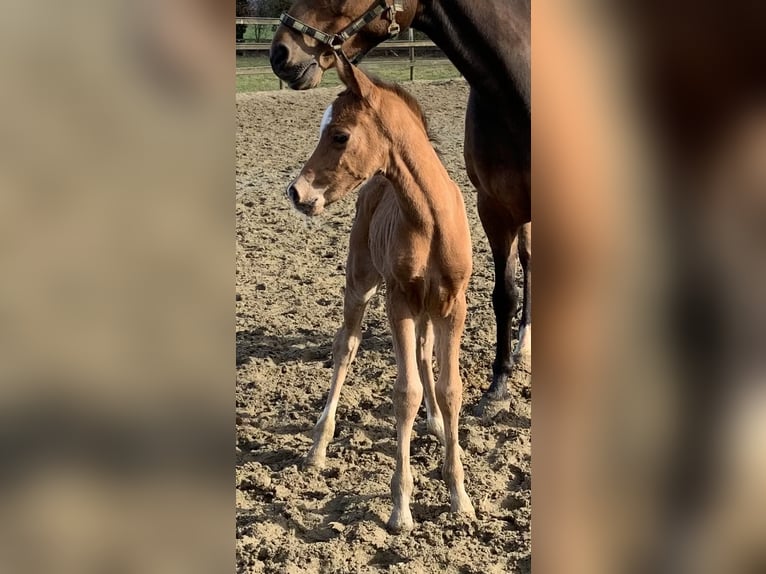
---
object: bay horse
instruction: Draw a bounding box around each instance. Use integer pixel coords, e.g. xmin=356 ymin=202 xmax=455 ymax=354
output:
xmin=270 ymin=0 xmax=531 ymax=405
xmin=287 ymin=55 xmax=474 ymax=532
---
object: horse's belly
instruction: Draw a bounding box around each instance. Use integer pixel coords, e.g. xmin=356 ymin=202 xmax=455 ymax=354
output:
xmin=465 ymin=89 xmax=531 ymax=221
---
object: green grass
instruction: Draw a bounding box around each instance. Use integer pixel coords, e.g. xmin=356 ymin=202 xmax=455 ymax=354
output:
xmin=236 ymin=54 xmax=271 ymax=67
xmin=238 ymin=24 xmax=277 ymax=43
xmin=236 ymin=23 xmax=459 ymax=93
xmin=236 ymin=54 xmax=461 ymax=93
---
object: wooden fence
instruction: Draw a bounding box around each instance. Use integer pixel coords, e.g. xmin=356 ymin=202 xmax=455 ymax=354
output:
xmin=236 ymin=17 xmax=451 ymax=89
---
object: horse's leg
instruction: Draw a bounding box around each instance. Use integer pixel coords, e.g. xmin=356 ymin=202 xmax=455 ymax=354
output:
xmin=416 ymin=316 xmax=445 ymax=444
xmin=305 ymin=266 xmax=379 ymax=469
xmin=477 ymin=192 xmax=521 ymax=401
xmin=514 ymin=222 xmax=531 ymax=370
xmin=465 ymin=88 xmax=529 ymax=406
xmin=386 ymin=291 xmax=422 ymax=533
xmin=434 ymin=292 xmax=475 ymax=517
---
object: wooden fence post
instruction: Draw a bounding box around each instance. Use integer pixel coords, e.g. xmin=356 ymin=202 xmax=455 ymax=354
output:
xmin=409 ymin=28 xmax=415 ymax=81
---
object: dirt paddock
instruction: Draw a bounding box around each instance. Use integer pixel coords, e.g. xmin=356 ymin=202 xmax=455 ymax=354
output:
xmin=236 ymin=79 xmax=530 ymax=573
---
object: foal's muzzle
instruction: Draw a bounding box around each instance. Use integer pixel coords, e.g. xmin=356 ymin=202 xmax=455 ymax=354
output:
xmin=286 ymin=178 xmax=325 ymax=216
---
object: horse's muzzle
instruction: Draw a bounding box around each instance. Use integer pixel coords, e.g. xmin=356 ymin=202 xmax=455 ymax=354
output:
xmin=270 ymin=43 xmax=319 ymax=89
xmin=269 ymin=42 xmax=290 ymax=74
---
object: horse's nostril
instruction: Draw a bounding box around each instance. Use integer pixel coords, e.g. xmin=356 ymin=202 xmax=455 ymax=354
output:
xmin=287 ymin=184 xmax=299 ymax=203
xmin=270 ymin=43 xmax=289 ymax=72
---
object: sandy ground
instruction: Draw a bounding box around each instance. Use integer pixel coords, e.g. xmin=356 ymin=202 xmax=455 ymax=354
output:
xmin=236 ymin=79 xmax=530 ymax=573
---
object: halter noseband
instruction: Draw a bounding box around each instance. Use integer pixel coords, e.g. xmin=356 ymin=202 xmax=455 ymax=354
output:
xmin=280 ymin=0 xmax=404 ymax=64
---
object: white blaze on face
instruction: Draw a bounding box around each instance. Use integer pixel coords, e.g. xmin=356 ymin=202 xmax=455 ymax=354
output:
xmin=319 ymin=104 xmax=333 ymax=137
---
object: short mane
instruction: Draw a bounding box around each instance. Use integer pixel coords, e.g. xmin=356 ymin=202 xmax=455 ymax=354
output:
xmin=370 ymin=76 xmax=431 ymax=136
xmin=341 ymin=74 xmax=434 ymax=140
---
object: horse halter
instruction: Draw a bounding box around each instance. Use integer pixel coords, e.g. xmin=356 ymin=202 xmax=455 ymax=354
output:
xmin=280 ymin=0 xmax=404 ymax=64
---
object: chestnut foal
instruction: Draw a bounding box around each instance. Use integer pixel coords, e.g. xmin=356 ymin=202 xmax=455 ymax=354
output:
xmin=287 ymin=56 xmax=474 ymax=532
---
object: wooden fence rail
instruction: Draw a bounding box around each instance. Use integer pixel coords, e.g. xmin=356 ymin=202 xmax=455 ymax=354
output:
xmin=236 ymin=17 xmax=448 ymax=89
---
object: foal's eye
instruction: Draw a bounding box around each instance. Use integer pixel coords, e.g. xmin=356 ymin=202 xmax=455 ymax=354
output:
xmin=332 ymin=132 xmax=350 ymax=145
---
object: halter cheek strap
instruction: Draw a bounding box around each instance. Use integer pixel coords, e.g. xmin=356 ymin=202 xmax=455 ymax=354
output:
xmin=280 ymin=0 xmax=404 ymax=60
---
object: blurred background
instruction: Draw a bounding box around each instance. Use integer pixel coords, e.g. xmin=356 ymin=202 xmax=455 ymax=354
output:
xmin=533 ymin=1 xmax=766 ymax=572
xmin=0 ymin=1 xmax=233 ymax=573
xmin=0 ymin=0 xmax=763 ymax=572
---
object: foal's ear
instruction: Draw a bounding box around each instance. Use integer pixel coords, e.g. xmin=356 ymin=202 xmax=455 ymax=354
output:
xmin=335 ymin=51 xmax=377 ymax=102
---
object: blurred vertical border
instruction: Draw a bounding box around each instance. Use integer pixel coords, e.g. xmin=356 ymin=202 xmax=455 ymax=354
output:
xmin=533 ymin=0 xmax=766 ymax=572
xmin=0 ymin=1 xmax=234 ymax=572
xmin=2 ymin=0 xmax=765 ymax=572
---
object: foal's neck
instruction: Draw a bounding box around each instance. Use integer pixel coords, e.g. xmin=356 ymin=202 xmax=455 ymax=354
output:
xmin=380 ymin=111 xmax=457 ymax=228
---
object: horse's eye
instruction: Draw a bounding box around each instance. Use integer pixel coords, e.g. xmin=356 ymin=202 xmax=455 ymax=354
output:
xmin=333 ymin=132 xmax=350 ymax=145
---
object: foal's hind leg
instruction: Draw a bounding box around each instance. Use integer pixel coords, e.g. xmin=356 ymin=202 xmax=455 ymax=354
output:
xmin=416 ymin=316 xmax=445 ymax=444
xmin=434 ymin=293 xmax=475 ymax=517
xmin=387 ymin=291 xmax=423 ymax=533
xmin=305 ymin=270 xmax=379 ymax=468
xmin=477 ymin=192 xmax=522 ymax=401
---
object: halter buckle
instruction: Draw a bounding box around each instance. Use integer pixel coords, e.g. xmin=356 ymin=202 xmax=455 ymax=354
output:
xmin=386 ymin=4 xmax=401 ymax=37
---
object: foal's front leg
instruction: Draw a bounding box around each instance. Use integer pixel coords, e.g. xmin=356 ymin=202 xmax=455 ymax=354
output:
xmin=305 ymin=280 xmax=377 ymax=468
xmin=387 ymin=292 xmax=423 ymax=533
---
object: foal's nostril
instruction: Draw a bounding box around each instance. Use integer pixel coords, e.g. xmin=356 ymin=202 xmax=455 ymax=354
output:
xmin=270 ymin=43 xmax=289 ymax=73
xmin=287 ymin=184 xmax=299 ymax=204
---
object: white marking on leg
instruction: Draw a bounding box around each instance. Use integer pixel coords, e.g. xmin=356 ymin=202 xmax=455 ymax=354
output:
xmin=514 ymin=324 xmax=531 ymax=357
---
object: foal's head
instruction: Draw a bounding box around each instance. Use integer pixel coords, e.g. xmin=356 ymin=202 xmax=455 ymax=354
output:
xmin=287 ymin=55 xmax=429 ymax=216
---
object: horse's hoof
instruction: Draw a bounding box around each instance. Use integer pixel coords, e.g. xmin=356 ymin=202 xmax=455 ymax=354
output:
xmin=488 ymin=372 xmax=510 ymax=399
xmin=473 ymin=393 xmax=506 ymax=417
xmin=473 ymin=372 xmax=510 ymax=416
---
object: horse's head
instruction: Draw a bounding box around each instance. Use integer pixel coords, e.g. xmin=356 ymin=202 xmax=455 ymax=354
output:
xmin=270 ymin=0 xmax=417 ymax=90
xmin=287 ymin=56 xmax=389 ymax=215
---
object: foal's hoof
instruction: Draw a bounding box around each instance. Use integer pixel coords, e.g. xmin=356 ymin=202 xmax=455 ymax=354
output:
xmin=386 ymin=510 xmax=414 ymax=534
xmin=451 ymin=496 xmax=476 ymax=519
xmin=303 ymin=449 xmax=326 ymax=469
